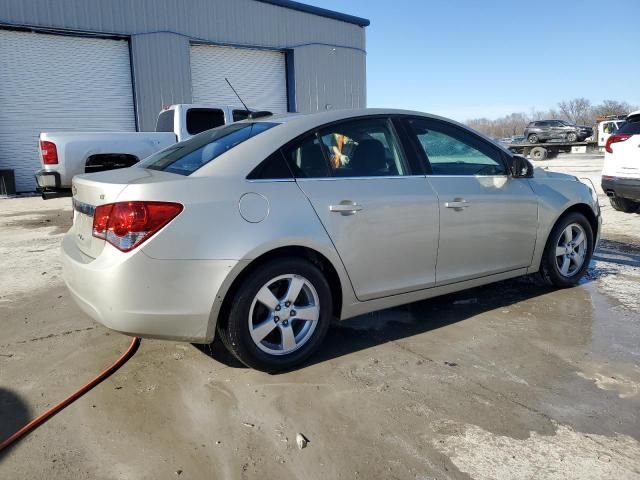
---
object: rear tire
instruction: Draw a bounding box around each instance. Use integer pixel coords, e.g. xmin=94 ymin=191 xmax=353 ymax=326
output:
xmin=528 ymin=134 xmax=539 ymax=144
xmin=217 ymin=258 xmax=332 ymax=372
xmin=609 ymin=196 xmax=640 ymax=213
xmin=540 ymin=212 xmax=594 ymax=288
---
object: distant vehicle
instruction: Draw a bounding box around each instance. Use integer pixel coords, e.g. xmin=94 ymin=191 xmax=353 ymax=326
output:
xmin=62 ymin=108 xmax=600 ymax=371
xmin=602 ymin=110 xmax=640 ymax=213
xmin=524 ymin=120 xmax=593 ymax=144
xmin=35 ymin=104 xmax=261 ymax=197
xmin=597 ymin=119 xmax=625 ymax=148
xmin=498 ymin=135 xmax=526 ymax=145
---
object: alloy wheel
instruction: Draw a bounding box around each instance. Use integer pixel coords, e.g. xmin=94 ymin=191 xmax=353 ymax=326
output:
xmin=248 ymin=274 xmax=320 ymax=355
xmin=555 ymin=223 xmax=587 ymax=277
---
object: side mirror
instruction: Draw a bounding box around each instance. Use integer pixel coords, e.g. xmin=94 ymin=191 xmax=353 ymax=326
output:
xmin=509 ymin=155 xmax=534 ymax=178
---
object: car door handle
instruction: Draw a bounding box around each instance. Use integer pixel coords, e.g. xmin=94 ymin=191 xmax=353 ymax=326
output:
xmin=444 ymin=199 xmax=469 ymax=210
xmin=329 ymin=201 xmax=363 ymax=215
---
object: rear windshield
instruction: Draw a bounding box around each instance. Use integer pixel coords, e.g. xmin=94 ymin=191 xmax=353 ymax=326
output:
xmin=619 ymin=118 xmax=640 ymax=135
xmin=139 ymin=122 xmax=277 ymax=175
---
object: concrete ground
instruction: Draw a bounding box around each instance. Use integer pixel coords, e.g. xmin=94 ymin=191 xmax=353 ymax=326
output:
xmin=1 ymin=154 xmax=639 ymax=479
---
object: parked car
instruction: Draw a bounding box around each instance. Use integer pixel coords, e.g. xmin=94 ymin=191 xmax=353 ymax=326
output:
xmin=524 ymin=120 xmax=593 ymax=144
xmin=601 ymin=110 xmax=640 ymax=213
xmin=35 ymin=104 xmax=257 ymax=197
xmin=498 ymin=136 xmax=526 ymax=145
xmin=62 ymin=108 xmax=600 ymax=371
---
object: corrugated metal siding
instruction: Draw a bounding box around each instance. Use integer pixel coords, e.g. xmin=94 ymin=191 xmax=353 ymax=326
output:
xmin=131 ymin=33 xmax=193 ymax=131
xmin=0 ymin=0 xmax=366 ymax=130
xmin=191 ymin=44 xmax=287 ymax=113
xmin=0 ymin=29 xmax=135 ymax=192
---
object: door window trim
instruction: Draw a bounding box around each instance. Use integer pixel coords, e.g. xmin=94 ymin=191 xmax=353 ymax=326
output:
xmin=399 ymin=116 xmax=511 ymax=177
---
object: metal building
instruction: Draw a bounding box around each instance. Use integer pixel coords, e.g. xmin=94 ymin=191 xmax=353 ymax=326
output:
xmin=0 ymin=0 xmax=369 ymax=192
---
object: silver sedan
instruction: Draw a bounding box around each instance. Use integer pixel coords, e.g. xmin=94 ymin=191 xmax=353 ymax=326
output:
xmin=62 ymin=109 xmax=600 ymax=371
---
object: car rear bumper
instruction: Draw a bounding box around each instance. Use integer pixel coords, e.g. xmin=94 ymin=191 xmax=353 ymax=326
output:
xmin=602 ymin=176 xmax=640 ymax=201
xmin=61 ymin=232 xmax=239 ymax=343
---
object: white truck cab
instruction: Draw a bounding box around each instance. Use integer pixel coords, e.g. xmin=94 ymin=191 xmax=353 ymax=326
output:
xmin=601 ymin=110 xmax=640 ymax=213
xmin=35 ymin=104 xmax=259 ymax=197
xmin=597 ymin=118 xmax=625 ymax=148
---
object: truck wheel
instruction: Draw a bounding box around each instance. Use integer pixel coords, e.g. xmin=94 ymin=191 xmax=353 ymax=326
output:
xmin=530 ymin=146 xmax=548 ymax=160
xmin=527 ymin=134 xmax=539 ymax=144
xmin=609 ymin=196 xmax=640 ymax=213
xmin=567 ymin=132 xmax=578 ymax=142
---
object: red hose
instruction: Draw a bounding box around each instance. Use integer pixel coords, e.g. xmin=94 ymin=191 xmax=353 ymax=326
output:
xmin=0 ymin=336 xmax=140 ymax=452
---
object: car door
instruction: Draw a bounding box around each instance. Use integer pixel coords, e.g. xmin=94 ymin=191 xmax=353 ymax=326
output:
xmin=402 ymin=117 xmax=539 ymax=285
xmin=283 ymin=116 xmax=439 ymax=301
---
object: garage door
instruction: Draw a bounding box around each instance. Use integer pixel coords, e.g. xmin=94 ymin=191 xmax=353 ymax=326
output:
xmin=0 ymin=30 xmax=136 ymax=192
xmin=190 ymin=44 xmax=288 ymax=115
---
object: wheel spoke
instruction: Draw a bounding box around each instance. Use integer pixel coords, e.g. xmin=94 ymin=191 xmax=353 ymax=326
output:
xmin=256 ymin=286 xmax=279 ymax=310
xmin=574 ymin=230 xmax=585 ymax=247
xmin=294 ymin=305 xmax=319 ymax=322
xmin=280 ymin=325 xmax=296 ymax=351
xmin=563 ymin=226 xmax=573 ymax=244
xmin=285 ymin=276 xmax=305 ymax=304
xmin=560 ymin=256 xmax=570 ymax=275
xmin=251 ymin=317 xmax=278 ymax=343
xmin=555 ymin=246 xmax=566 ymax=257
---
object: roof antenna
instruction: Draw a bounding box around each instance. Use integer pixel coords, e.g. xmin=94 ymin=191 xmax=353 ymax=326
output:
xmin=225 ymin=77 xmax=250 ymax=114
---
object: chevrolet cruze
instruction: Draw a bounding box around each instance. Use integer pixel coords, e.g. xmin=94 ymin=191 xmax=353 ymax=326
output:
xmin=62 ymin=109 xmax=600 ymax=371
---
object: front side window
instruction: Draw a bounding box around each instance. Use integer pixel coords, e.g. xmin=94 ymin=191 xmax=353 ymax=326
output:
xmin=186 ymin=108 xmax=226 ymax=135
xmin=140 ymin=122 xmax=277 ymax=175
xmin=284 ymin=117 xmax=408 ymax=178
xmin=406 ymin=118 xmax=506 ymax=176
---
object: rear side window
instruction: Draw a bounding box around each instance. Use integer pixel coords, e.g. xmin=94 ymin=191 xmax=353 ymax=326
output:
xmin=156 ymin=110 xmax=175 ymax=132
xmin=247 ymin=151 xmax=292 ymax=180
xmin=140 ymin=122 xmax=277 ymax=175
xmin=186 ymin=108 xmax=225 ymax=135
xmin=619 ymin=118 xmax=640 ymax=135
xmin=283 ymin=117 xmax=409 ymax=178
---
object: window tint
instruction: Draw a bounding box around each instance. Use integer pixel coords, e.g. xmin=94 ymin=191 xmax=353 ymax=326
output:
xmin=619 ymin=118 xmax=640 ymax=135
xmin=233 ymin=110 xmax=250 ymax=122
xmin=186 ymin=108 xmax=225 ymax=135
xmin=140 ymin=122 xmax=277 ymax=175
xmin=156 ymin=110 xmax=175 ymax=132
xmin=284 ymin=135 xmax=331 ymax=178
xmin=247 ymin=151 xmax=292 ymax=180
xmin=406 ymin=118 xmax=506 ymax=176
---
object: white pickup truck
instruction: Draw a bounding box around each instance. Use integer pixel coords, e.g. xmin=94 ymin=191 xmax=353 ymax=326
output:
xmin=35 ymin=104 xmax=255 ymax=197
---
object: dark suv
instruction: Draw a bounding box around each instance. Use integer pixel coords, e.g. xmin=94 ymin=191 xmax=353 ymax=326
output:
xmin=524 ymin=120 xmax=593 ymax=144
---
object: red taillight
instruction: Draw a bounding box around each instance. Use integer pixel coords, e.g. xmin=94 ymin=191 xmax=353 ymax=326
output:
xmin=92 ymin=201 xmax=183 ymax=252
xmin=605 ymin=133 xmax=631 ymax=154
xmin=40 ymin=140 xmax=58 ymax=164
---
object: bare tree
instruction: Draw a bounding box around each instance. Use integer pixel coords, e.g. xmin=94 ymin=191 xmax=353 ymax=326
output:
xmin=591 ymin=100 xmax=635 ymax=119
xmin=557 ymin=98 xmax=591 ymax=124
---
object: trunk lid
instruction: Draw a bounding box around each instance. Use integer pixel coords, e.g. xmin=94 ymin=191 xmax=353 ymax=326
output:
xmin=71 ymin=168 xmax=182 ymax=258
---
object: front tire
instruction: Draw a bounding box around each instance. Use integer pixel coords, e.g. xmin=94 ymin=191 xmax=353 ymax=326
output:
xmin=540 ymin=212 xmax=594 ymax=288
xmin=528 ymin=134 xmax=539 ymax=144
xmin=567 ymin=132 xmax=578 ymax=142
xmin=217 ymin=258 xmax=332 ymax=372
xmin=609 ymin=196 xmax=640 ymax=213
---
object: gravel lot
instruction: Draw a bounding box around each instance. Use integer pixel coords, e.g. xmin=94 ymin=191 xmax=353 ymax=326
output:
xmin=1 ymin=154 xmax=639 ymax=479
